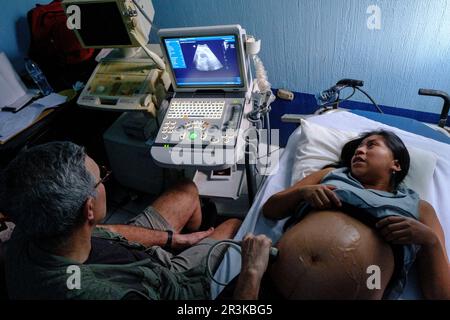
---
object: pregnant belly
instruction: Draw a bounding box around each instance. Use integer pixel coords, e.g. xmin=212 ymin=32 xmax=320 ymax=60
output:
xmin=269 ymin=210 xmax=394 ymax=299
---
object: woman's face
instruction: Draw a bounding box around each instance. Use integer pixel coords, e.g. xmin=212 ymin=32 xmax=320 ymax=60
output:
xmin=350 ymin=135 xmax=401 ymax=182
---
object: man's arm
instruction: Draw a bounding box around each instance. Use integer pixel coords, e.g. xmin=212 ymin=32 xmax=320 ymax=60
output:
xmin=100 ymin=224 xmax=169 ymax=247
xmin=233 ymin=234 xmax=272 ymax=300
xmin=99 ymin=224 xmax=214 ymax=250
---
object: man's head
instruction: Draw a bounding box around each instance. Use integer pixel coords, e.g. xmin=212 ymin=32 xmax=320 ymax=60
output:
xmin=0 ymin=141 xmax=107 ymax=245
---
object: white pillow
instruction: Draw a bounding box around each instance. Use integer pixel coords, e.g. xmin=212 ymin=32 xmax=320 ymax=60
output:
xmin=402 ymin=146 xmax=437 ymax=198
xmin=291 ymin=120 xmax=358 ymax=183
xmin=291 ymin=119 xmax=437 ymax=199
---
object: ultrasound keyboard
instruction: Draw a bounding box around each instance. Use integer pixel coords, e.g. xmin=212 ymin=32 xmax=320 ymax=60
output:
xmin=155 ymin=98 xmax=244 ymax=148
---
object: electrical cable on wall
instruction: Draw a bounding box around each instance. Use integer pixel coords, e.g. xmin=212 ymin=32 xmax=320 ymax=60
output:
xmin=316 ymin=79 xmax=383 ymax=114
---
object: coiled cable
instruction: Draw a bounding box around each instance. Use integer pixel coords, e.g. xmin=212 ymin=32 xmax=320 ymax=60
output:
xmin=206 ymin=239 xmax=279 ymax=286
xmin=206 ymin=240 xmax=243 ymax=286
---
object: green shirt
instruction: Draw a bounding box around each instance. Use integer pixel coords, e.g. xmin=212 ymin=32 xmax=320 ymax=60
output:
xmin=5 ymin=227 xmax=211 ymax=300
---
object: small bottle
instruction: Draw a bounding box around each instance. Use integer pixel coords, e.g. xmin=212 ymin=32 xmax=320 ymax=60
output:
xmin=24 ymin=59 xmax=53 ymax=96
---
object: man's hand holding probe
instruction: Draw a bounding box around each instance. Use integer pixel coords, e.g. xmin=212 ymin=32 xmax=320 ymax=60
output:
xmin=233 ymin=233 xmax=273 ymax=299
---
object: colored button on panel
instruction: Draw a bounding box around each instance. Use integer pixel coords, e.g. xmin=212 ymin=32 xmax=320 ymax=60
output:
xmin=189 ymin=132 xmax=198 ymax=140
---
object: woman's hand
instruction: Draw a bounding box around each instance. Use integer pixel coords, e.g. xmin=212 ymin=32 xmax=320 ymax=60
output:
xmin=376 ymin=216 xmax=438 ymax=246
xmin=298 ymin=185 xmax=342 ymax=209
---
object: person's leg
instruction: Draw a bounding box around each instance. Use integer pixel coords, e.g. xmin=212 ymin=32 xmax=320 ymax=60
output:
xmin=150 ymin=179 xmax=202 ymax=233
xmin=128 ymin=180 xmax=202 ymax=233
xmin=127 ymin=179 xmax=242 ymax=272
xmin=208 ymin=218 xmax=242 ymax=240
xmin=169 ymin=218 xmax=242 ymax=273
xmin=133 ymin=217 xmax=242 ymax=274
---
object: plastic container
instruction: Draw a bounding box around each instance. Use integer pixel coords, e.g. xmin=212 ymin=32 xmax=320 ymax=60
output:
xmin=24 ymin=59 xmax=53 ymax=96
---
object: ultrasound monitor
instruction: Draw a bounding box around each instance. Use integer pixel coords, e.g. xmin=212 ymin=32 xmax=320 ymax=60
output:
xmin=62 ymin=0 xmax=153 ymax=48
xmin=164 ymin=35 xmax=241 ymax=86
xmin=159 ymin=25 xmax=249 ymax=92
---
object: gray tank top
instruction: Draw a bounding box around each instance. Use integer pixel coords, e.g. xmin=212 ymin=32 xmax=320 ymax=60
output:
xmin=285 ymin=168 xmax=421 ymax=299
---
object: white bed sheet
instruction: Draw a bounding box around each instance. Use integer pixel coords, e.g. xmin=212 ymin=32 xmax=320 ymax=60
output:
xmin=211 ymin=111 xmax=450 ymax=300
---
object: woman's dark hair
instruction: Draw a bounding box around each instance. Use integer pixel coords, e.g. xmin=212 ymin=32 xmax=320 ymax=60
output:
xmin=330 ymin=130 xmax=410 ymax=189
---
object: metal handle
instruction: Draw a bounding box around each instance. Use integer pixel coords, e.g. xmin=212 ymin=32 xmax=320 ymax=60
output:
xmin=418 ymin=89 xmax=450 ymax=128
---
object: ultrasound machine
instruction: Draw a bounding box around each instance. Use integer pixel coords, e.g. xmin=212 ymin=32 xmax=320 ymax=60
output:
xmin=151 ymin=25 xmax=254 ymax=171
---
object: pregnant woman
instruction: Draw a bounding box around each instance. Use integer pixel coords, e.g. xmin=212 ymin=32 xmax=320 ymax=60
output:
xmin=263 ymin=130 xmax=449 ymax=299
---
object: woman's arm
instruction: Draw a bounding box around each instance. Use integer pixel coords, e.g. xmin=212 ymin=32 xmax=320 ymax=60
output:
xmin=416 ymin=201 xmax=450 ymax=299
xmin=376 ymin=200 xmax=450 ymax=299
xmin=262 ymin=168 xmax=339 ymax=220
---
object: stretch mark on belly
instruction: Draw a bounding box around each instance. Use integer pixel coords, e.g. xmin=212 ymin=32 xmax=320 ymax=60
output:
xmin=335 ymin=223 xmax=363 ymax=298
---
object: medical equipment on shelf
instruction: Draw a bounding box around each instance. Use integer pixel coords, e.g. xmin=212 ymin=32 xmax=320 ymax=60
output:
xmin=418 ymin=89 xmax=450 ymax=129
xmin=206 ymin=240 xmax=279 ymax=286
xmin=151 ymin=25 xmax=275 ymax=174
xmin=315 ymin=79 xmax=383 ymax=115
xmin=62 ymin=0 xmax=169 ymax=112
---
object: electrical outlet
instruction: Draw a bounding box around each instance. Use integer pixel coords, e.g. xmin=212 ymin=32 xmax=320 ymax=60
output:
xmin=277 ymin=89 xmax=294 ymax=101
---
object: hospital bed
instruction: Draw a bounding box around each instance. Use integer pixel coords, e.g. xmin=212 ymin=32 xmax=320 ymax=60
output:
xmin=212 ymin=110 xmax=450 ymax=300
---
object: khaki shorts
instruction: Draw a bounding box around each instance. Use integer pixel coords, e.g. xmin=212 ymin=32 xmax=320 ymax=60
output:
xmin=127 ymin=206 xmax=225 ymax=274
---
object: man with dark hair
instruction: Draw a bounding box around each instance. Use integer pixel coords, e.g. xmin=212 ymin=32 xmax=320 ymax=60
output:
xmin=1 ymin=141 xmax=271 ymax=300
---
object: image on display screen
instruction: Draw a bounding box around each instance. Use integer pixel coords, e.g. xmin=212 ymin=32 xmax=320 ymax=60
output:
xmin=164 ymin=35 xmax=242 ymax=87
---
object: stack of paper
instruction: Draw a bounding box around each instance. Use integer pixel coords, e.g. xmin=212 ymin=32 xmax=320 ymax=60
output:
xmin=0 ymin=52 xmax=36 ymax=111
xmin=0 ymin=93 xmax=67 ymax=143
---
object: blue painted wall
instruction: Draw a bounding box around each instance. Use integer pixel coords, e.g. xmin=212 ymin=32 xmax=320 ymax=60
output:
xmin=153 ymin=0 xmax=450 ymax=115
xmin=1 ymin=1 xmax=449 ymax=115
xmin=0 ymin=0 xmax=43 ymax=72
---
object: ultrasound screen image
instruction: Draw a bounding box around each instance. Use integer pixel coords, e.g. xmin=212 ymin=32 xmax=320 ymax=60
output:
xmin=164 ymin=35 xmax=242 ymax=87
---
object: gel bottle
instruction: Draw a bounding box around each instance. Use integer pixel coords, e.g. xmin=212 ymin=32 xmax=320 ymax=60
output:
xmin=24 ymin=59 xmax=54 ymax=96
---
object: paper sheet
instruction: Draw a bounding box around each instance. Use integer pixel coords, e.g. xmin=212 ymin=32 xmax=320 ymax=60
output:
xmin=0 ymin=93 xmax=67 ymax=142
xmin=0 ymin=52 xmax=33 ymax=109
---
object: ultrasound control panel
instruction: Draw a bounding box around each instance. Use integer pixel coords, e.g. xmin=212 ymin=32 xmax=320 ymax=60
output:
xmin=154 ymin=98 xmax=244 ymax=148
